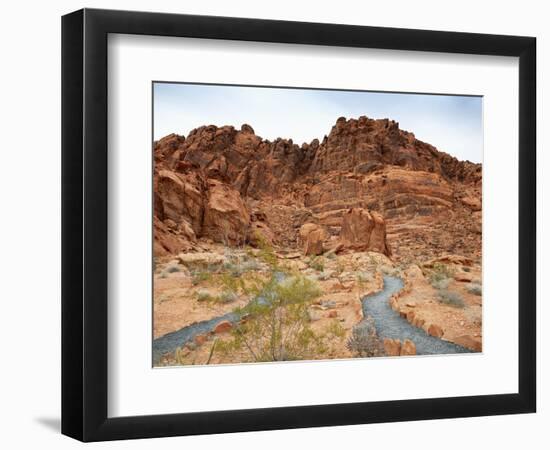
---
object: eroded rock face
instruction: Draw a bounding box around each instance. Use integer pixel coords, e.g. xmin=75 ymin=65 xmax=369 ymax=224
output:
xmin=339 ymin=208 xmax=391 ymax=256
xmin=202 ymin=180 xmax=250 ymax=245
xmin=153 ymin=115 xmax=482 ymax=261
xmin=299 ymin=223 xmax=329 ymax=256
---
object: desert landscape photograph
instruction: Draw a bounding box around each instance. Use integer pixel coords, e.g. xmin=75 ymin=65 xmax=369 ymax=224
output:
xmin=152 ymin=83 xmax=483 ymax=367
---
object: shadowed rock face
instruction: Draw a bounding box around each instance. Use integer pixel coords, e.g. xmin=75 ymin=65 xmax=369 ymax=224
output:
xmin=153 ymin=116 xmax=482 ymax=261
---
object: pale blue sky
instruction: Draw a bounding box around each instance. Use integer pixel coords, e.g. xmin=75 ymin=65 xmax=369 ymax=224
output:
xmin=153 ymin=83 xmax=483 ymax=163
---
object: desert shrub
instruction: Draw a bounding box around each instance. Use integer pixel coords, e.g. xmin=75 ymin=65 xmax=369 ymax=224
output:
xmin=196 ymin=290 xmax=214 ymax=302
xmin=356 ymin=271 xmax=372 ymax=284
xmin=467 ymin=283 xmax=482 ymax=296
xmin=223 ymin=261 xmax=243 ymax=277
xmin=368 ymin=254 xmax=379 ymax=267
xmin=215 ymin=274 xmax=325 ymax=362
xmin=166 ymin=265 xmax=180 ymax=273
xmin=316 ymin=271 xmax=331 ymax=281
xmin=324 ymin=249 xmax=337 ymax=260
xmin=464 ymin=306 xmax=482 ymax=326
xmin=218 ymin=290 xmax=238 ymax=304
xmin=219 ymin=272 xmax=246 ymax=295
xmin=308 ymin=256 xmax=325 ymax=272
xmin=191 ymin=270 xmax=213 ymax=286
xmin=325 ymin=321 xmax=346 ymax=338
xmin=438 ymin=290 xmax=465 ymax=308
xmin=428 ymin=262 xmax=455 ymax=288
xmin=347 ymin=316 xmax=383 ymax=357
xmin=256 ymin=234 xmax=279 ymax=268
xmin=463 ymin=266 xmax=471 ymax=273
xmin=432 ymin=277 xmax=451 ymax=290
xmin=241 ymin=258 xmax=261 ymax=272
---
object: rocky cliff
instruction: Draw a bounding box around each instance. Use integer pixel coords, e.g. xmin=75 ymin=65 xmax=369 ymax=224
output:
xmin=153 ymin=116 xmax=482 ymax=263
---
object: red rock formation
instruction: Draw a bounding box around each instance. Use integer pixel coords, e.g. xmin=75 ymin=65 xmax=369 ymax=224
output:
xmin=339 ymin=208 xmax=391 ymax=256
xmin=153 ymin=116 xmax=482 ymax=261
xmin=299 ymin=223 xmax=329 ymax=256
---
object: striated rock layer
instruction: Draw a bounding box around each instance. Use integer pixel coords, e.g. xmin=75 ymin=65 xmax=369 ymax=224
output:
xmin=153 ymin=117 xmax=481 ymax=262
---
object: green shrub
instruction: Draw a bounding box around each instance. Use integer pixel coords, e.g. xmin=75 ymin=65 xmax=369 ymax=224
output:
xmin=191 ymin=270 xmax=212 ymax=286
xmin=166 ymin=265 xmax=180 ymax=273
xmin=438 ymin=290 xmax=465 ymax=308
xmin=218 ymin=290 xmax=238 ymax=304
xmin=216 ymin=274 xmax=324 ymax=362
xmin=356 ymin=271 xmax=372 ymax=283
xmin=429 ymin=262 xmax=455 ymax=288
xmin=196 ymin=290 xmax=214 ymax=302
xmin=308 ymin=256 xmax=325 ymax=272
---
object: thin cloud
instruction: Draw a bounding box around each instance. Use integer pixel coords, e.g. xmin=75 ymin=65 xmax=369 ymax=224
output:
xmin=153 ymin=83 xmax=482 ymax=163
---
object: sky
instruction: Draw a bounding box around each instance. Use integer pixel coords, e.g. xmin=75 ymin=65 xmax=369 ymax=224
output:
xmin=153 ymin=82 xmax=483 ymax=163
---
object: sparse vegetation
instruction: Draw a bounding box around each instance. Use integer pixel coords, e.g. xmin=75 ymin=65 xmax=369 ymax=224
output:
xmin=347 ymin=316 xmax=383 ymax=357
xmin=438 ymin=290 xmax=465 ymax=308
xmin=428 ymin=262 xmax=455 ymax=289
xmin=467 ymin=283 xmax=482 ymax=296
xmin=307 ymin=255 xmax=325 ymax=272
xmin=432 ymin=277 xmax=451 ymax=290
xmin=218 ymin=290 xmax=238 ymax=304
xmin=166 ymin=265 xmax=181 ymax=273
xmin=196 ymin=290 xmax=214 ymax=302
xmin=191 ymin=269 xmax=213 ymax=286
xmin=216 ymin=274 xmax=324 ymax=361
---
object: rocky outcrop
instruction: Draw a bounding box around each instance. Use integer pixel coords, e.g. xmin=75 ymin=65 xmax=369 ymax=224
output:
xmin=299 ymin=223 xmax=329 ymax=256
xmin=153 ymin=115 xmax=482 ymax=262
xmin=339 ymin=208 xmax=391 ymax=256
xmin=202 ymin=179 xmax=250 ymax=245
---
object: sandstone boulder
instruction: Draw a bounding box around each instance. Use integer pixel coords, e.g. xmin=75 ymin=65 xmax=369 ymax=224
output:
xmin=383 ymin=338 xmax=401 ymax=356
xmin=299 ymin=223 xmax=329 ymax=256
xmin=214 ymin=320 xmax=233 ymax=334
xmin=427 ymin=323 xmax=444 ymax=338
xmin=400 ymin=339 xmax=416 ymax=356
xmin=339 ymin=208 xmax=391 ymax=256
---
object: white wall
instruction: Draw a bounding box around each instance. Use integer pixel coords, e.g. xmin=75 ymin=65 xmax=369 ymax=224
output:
xmin=0 ymin=0 xmax=546 ymax=448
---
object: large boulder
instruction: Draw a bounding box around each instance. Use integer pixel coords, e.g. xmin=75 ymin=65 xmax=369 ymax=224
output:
xmin=299 ymin=223 xmax=329 ymax=256
xmin=339 ymin=208 xmax=391 ymax=256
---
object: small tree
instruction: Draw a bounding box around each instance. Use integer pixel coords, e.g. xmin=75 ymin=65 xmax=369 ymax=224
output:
xmin=217 ymin=274 xmax=323 ymax=362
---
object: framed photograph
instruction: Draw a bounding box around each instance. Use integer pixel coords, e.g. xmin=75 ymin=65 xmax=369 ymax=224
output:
xmin=62 ymin=8 xmax=536 ymax=442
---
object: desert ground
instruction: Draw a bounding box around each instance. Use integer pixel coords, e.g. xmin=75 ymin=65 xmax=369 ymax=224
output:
xmin=152 ymin=116 xmax=482 ymax=366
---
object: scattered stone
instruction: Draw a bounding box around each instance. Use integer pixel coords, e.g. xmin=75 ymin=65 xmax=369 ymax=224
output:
xmin=454 ymin=334 xmax=482 ymax=352
xmin=194 ymin=333 xmax=207 ymax=345
xmin=383 ymin=338 xmax=401 ymax=356
xmin=214 ymin=320 xmax=233 ymax=334
xmin=320 ymin=299 xmax=337 ymax=309
xmin=454 ymin=272 xmax=473 ymax=282
xmin=400 ymin=339 xmax=416 ymax=356
xmin=177 ymin=252 xmax=225 ymax=269
xmin=427 ymin=324 xmax=444 ymax=338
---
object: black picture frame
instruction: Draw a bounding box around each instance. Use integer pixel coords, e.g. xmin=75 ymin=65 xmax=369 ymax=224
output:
xmin=62 ymin=8 xmax=536 ymax=442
